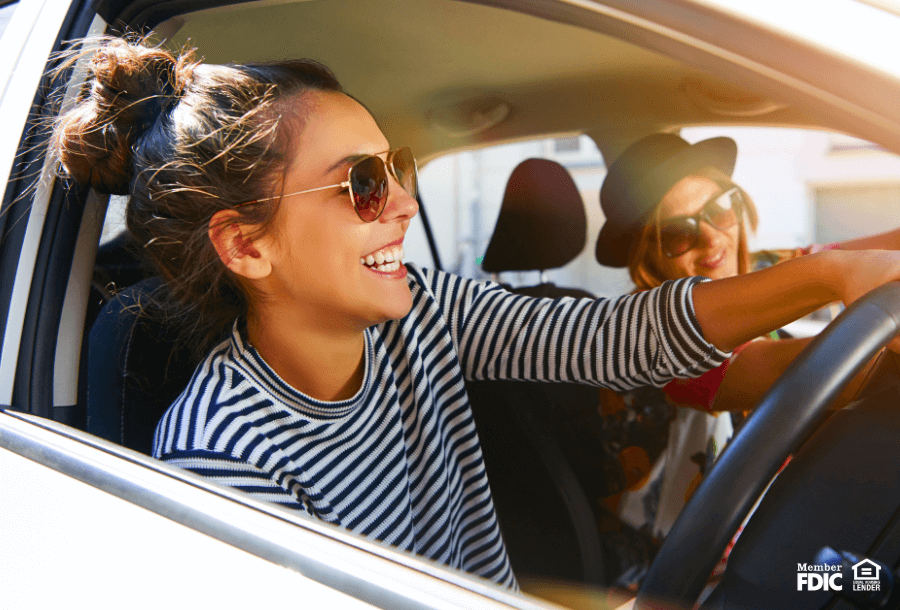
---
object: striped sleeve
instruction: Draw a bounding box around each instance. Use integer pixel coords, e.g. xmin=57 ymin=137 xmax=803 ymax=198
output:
xmin=417 ymin=267 xmax=729 ymax=391
xmin=160 ymin=448 xmax=308 ymax=511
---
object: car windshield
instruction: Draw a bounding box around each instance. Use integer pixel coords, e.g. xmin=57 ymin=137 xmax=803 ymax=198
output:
xmin=414 ymin=126 xmax=900 ymax=304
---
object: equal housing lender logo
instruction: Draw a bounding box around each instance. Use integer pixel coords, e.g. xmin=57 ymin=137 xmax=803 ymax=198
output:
xmin=797 ymin=559 xmax=881 ymax=592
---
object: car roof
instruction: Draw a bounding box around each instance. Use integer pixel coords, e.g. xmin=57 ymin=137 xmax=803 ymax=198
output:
xmin=125 ymin=0 xmax=900 ymax=163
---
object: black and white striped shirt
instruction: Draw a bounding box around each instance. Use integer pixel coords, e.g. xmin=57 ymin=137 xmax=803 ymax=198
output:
xmin=153 ymin=265 xmax=728 ymax=588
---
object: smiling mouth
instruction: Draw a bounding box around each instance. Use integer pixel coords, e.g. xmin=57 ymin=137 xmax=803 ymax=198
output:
xmin=698 ymin=250 xmax=725 ymax=268
xmin=361 ymin=244 xmax=404 ymax=273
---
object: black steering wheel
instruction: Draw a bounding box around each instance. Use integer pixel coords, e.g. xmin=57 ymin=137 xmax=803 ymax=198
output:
xmin=635 ymin=282 xmax=900 ymax=610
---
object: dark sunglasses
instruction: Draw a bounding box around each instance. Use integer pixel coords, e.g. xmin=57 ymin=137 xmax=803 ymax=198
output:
xmin=658 ymin=187 xmax=743 ymax=258
xmin=242 ymin=146 xmax=418 ymax=222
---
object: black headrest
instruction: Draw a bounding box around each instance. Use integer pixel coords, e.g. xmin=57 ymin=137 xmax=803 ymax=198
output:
xmin=482 ymin=159 xmax=586 ymax=273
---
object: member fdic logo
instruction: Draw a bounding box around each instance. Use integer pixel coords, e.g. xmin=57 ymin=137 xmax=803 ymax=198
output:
xmin=797 ymin=559 xmax=882 ymax=592
xmin=797 ymin=563 xmax=842 ymax=591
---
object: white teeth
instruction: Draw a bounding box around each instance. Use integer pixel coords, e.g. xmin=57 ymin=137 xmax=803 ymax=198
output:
xmin=373 ymin=261 xmax=400 ymax=272
xmin=361 ymin=245 xmax=405 ymax=268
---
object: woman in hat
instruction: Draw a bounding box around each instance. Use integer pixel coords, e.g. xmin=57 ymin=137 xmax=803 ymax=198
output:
xmin=595 ymin=133 xmax=900 ymax=580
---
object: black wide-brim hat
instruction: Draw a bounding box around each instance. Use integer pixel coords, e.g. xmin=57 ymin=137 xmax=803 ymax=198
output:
xmin=595 ymin=134 xmax=737 ymax=268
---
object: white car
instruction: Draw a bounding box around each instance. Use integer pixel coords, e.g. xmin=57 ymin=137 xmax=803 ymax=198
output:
xmin=3 ymin=1 xmax=900 ymax=609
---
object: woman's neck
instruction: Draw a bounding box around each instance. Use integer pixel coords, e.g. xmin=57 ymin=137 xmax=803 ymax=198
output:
xmin=246 ymin=305 xmax=366 ymax=403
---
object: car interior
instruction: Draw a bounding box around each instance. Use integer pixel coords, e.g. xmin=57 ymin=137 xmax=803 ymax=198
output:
xmin=9 ymin=0 xmax=900 ymax=608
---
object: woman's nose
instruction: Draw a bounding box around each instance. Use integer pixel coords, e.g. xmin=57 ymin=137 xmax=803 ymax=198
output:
xmin=697 ymin=219 xmax=722 ymax=246
xmin=380 ymin=178 xmax=419 ymax=222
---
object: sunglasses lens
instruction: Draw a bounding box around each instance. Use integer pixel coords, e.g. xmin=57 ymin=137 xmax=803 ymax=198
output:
xmin=704 ymin=188 xmax=739 ymax=229
xmin=391 ymin=146 xmax=418 ymax=199
xmin=350 ymin=156 xmax=388 ymax=222
xmin=660 ymin=219 xmax=699 ymax=258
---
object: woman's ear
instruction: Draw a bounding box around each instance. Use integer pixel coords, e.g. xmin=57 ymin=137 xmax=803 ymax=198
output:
xmin=209 ymin=209 xmax=272 ymax=280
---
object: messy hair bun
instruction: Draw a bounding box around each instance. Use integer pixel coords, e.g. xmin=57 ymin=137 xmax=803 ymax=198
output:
xmin=52 ymin=37 xmax=190 ymax=194
xmin=51 ymin=35 xmax=343 ymax=360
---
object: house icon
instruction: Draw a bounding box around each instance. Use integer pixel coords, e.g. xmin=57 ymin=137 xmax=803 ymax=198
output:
xmin=852 ymin=558 xmax=881 ymax=581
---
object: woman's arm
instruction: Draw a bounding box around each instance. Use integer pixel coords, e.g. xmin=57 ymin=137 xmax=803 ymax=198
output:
xmin=839 ymin=228 xmax=900 ymax=251
xmin=420 ymin=249 xmax=900 ymax=392
xmin=711 ymin=338 xmax=880 ymax=412
xmin=418 ymin=265 xmax=728 ymax=391
xmin=692 ymin=249 xmax=900 ymax=352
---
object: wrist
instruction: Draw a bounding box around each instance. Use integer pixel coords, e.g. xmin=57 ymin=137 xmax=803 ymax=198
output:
xmin=809 ymin=250 xmax=844 ymax=302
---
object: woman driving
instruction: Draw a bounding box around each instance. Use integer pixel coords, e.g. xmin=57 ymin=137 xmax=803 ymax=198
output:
xmin=595 ymin=132 xmax=900 ymax=579
xmin=52 ymin=38 xmax=900 ymax=591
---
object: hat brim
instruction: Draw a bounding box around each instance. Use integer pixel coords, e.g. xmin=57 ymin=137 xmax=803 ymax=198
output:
xmin=595 ymin=136 xmax=737 ymax=268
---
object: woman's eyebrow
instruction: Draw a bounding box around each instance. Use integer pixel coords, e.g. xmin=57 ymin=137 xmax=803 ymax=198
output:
xmin=324 ymin=153 xmax=369 ymax=177
xmin=323 ymin=149 xmax=391 ymax=177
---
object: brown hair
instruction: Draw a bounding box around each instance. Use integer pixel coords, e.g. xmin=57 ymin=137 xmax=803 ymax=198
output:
xmin=627 ymin=166 xmax=759 ymax=291
xmin=51 ymin=35 xmax=343 ymax=359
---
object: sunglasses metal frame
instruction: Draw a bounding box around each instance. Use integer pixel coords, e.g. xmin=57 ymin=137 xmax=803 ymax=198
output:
xmin=658 ymin=186 xmax=743 ymax=258
xmin=238 ymin=147 xmax=417 ymax=222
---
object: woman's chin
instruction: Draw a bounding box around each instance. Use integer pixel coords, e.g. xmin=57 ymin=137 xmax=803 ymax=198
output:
xmin=704 ymin=268 xmax=737 ymax=281
xmin=694 ymin=254 xmax=739 ymax=280
xmin=367 ymin=287 xmax=414 ymax=325
xmin=704 ymin=268 xmax=732 ymax=280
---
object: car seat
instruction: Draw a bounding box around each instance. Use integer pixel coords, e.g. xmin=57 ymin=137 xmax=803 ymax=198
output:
xmin=468 ymin=158 xmax=612 ymax=585
xmin=87 ymin=277 xmax=197 ymax=455
xmin=480 ymin=157 xmax=593 ymax=299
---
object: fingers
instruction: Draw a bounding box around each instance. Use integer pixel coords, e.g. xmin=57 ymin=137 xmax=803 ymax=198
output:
xmin=887 ymin=336 xmax=900 ymax=353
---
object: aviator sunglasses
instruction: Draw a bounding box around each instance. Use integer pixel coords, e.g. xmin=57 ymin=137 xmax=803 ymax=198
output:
xmin=658 ymin=186 xmax=744 ymax=258
xmin=242 ymin=146 xmax=418 ymax=222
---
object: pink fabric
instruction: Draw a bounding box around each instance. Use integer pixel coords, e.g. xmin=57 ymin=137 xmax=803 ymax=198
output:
xmin=800 ymin=242 xmax=841 ymax=255
xmin=659 ymin=241 xmax=840 ymax=412
xmin=662 ymin=342 xmax=751 ymax=412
